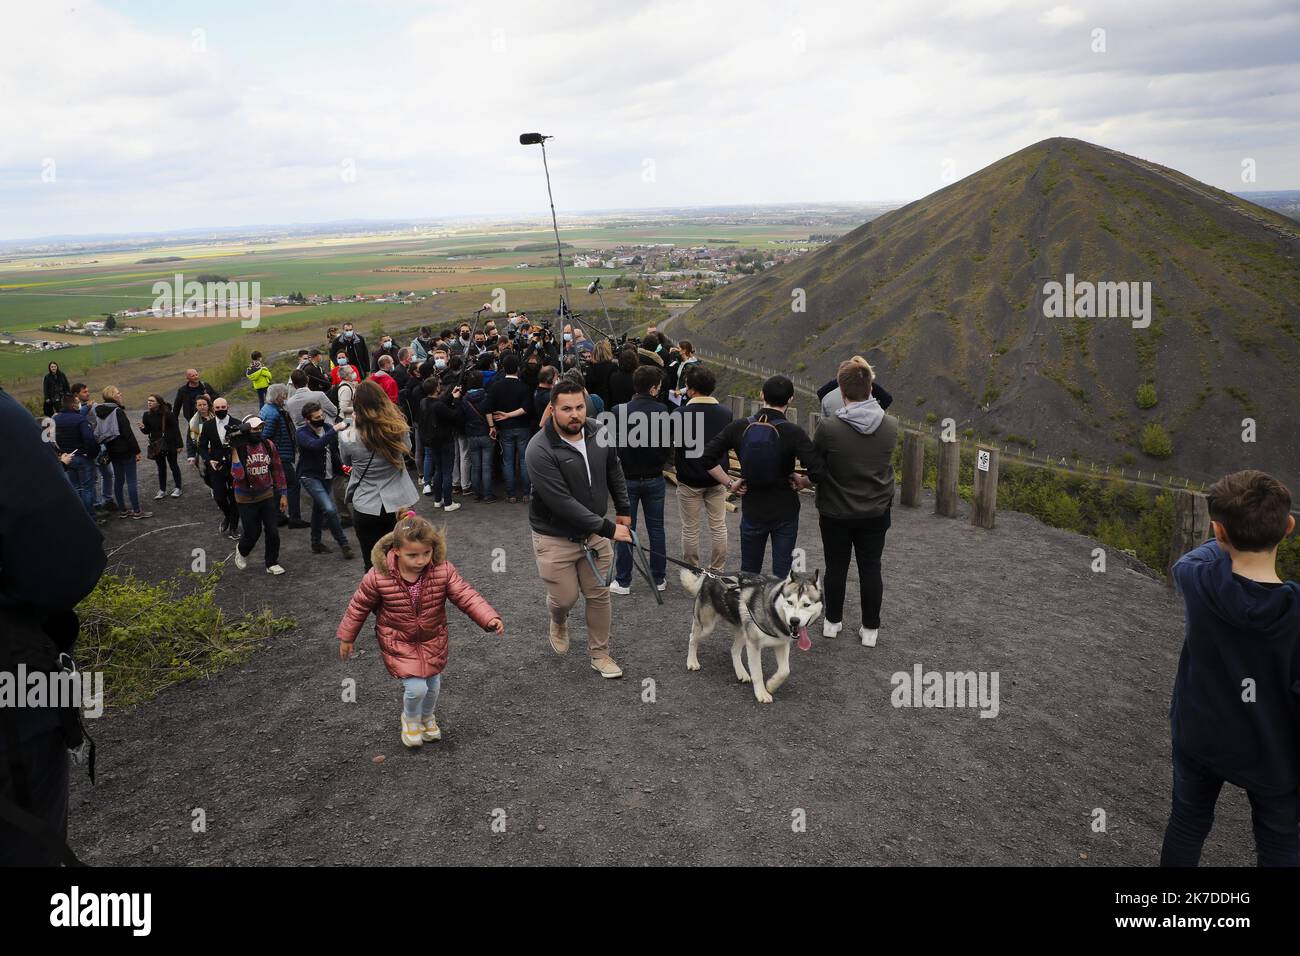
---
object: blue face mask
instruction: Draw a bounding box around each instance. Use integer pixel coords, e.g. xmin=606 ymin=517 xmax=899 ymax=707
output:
xmin=434 ymin=359 xmax=447 ymax=370
xmin=563 ymin=333 xmax=572 ymax=342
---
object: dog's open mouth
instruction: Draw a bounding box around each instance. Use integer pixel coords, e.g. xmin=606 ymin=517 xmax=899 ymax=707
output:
xmin=794 ymin=624 xmax=812 ymax=651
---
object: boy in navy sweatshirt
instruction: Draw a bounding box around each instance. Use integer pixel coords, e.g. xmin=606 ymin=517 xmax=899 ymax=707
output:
xmin=1161 ymin=470 xmax=1300 ymax=866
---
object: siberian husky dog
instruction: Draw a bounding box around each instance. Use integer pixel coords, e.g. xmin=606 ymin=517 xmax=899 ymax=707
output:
xmin=680 ymin=568 xmax=823 ymax=703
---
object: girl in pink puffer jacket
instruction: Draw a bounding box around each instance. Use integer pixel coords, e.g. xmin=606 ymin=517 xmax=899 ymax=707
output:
xmin=337 ymin=512 xmax=503 ymax=748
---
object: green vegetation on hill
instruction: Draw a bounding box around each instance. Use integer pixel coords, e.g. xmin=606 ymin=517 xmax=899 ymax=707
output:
xmin=76 ymin=569 xmax=295 ymax=711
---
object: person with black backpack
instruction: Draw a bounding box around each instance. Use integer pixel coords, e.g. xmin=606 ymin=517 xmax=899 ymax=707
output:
xmin=700 ymin=375 xmax=824 ymax=578
xmin=0 ymin=385 xmax=107 ymax=865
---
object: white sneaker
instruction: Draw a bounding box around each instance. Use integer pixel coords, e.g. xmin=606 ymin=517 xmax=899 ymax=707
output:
xmin=608 ymin=582 xmax=630 ymax=595
xmin=153 ymin=490 xmax=166 ymax=500
xmin=234 ymin=550 xmax=247 ymax=570
xmin=400 ymin=713 xmax=424 ymax=748
xmin=267 ymin=564 xmax=286 ymax=575
xmin=656 ymin=581 xmax=667 ymax=592
xmin=431 ymin=500 xmax=442 ymax=509
xmin=422 ymin=483 xmax=432 ymax=496
xmin=170 ymin=487 xmax=182 ymax=498
xmin=442 ymin=502 xmax=461 ymax=513
xmin=860 ymin=626 xmax=879 ymax=648
xmin=823 ymin=620 xmax=843 ymax=638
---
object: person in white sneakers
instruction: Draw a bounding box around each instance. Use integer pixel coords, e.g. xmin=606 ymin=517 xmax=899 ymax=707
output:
xmin=336 ymin=513 xmax=503 ymax=747
xmin=792 ymin=359 xmax=897 ymax=647
xmin=227 ymin=416 xmax=290 ymax=575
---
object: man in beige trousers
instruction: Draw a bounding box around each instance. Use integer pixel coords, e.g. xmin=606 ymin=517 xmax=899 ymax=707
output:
xmin=669 ymin=365 xmax=733 ymax=571
xmin=524 ymin=380 xmax=633 ymax=678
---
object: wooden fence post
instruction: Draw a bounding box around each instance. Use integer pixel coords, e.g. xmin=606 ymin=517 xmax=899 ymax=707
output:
xmin=901 ymin=431 xmax=925 ymax=507
xmin=935 ymin=438 xmax=960 ymax=518
xmin=971 ymin=445 xmax=998 ymax=529
xmin=749 ymin=398 xmax=763 ymax=417
xmin=1167 ymin=490 xmax=1211 ymax=582
xmin=727 ymin=395 xmax=743 ymax=419
xmin=807 ymin=412 xmax=821 ymax=437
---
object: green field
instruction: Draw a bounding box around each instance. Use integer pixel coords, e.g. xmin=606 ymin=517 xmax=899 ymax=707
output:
xmin=0 ymin=220 xmax=812 ymax=389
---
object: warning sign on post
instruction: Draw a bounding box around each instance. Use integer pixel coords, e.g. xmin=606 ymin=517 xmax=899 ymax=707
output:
xmin=977 ymin=449 xmax=991 ymax=472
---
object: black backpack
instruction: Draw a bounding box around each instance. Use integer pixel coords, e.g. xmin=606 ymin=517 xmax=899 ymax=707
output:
xmin=738 ymin=414 xmax=784 ymax=487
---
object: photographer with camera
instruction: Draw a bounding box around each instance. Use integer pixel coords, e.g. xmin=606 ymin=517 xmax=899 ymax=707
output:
xmin=228 ymin=415 xmax=290 ymax=575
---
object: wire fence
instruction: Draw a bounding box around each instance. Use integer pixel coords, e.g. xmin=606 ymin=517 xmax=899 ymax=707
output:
xmin=693 ymin=345 xmax=1209 ymax=493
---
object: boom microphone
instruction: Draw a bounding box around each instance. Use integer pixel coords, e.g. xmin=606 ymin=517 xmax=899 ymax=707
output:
xmin=519 ymin=132 xmax=550 ymax=145
xmin=586 ymin=278 xmax=601 ymax=294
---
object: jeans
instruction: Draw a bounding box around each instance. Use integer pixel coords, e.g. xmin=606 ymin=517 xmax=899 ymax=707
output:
xmin=111 ymin=455 xmax=140 ymax=512
xmin=819 ymin=511 xmax=890 ymax=628
xmin=468 ymin=435 xmax=494 ymax=499
xmin=96 ymin=458 xmax=114 ymax=505
xmin=615 ymin=476 xmax=667 ymax=586
xmin=300 ymin=475 xmax=348 ymax=548
xmin=498 ymin=427 xmax=531 ymax=498
xmin=454 ymin=435 xmax=471 ymax=489
xmin=65 ymin=457 xmax=96 ymax=518
xmin=739 ymin=513 xmax=799 ymax=578
xmin=237 ymin=496 xmax=282 ymax=568
xmin=209 ymin=467 xmax=239 ymax=529
xmin=1160 ymin=744 xmax=1300 ymax=866
xmin=423 ymin=443 xmax=455 ymax=506
xmin=401 ymin=674 xmax=442 ymax=719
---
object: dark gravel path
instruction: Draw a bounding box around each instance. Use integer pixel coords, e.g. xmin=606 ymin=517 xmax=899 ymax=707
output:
xmin=67 ymin=427 xmax=1258 ymax=865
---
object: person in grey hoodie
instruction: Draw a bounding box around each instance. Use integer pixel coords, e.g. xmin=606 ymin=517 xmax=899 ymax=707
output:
xmin=795 ymin=358 xmax=898 ymax=648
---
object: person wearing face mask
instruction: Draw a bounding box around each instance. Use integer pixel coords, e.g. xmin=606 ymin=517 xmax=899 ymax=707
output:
xmin=373 ymin=333 xmax=401 ymax=373
xmin=198 ymin=398 xmax=241 ymax=538
xmin=228 ymin=415 xmax=289 ymax=575
xmin=295 ymin=401 xmax=355 ymax=559
xmin=330 ymin=352 xmax=351 ymax=387
xmin=410 ymin=326 xmax=436 ymax=364
xmin=330 ymin=322 xmax=370 ymax=374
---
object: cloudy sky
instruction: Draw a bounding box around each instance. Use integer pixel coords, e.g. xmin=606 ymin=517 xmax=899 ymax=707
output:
xmin=2 ymin=0 xmax=1297 ymax=240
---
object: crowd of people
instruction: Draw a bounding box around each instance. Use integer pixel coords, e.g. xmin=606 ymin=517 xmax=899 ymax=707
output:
xmin=25 ymin=313 xmax=1300 ymax=867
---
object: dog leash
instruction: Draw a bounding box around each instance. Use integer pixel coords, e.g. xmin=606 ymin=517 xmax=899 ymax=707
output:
xmin=579 ymin=531 xmax=665 ymax=604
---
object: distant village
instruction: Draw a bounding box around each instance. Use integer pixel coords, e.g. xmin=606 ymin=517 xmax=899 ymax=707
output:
xmin=4 ymin=237 xmax=831 ymax=354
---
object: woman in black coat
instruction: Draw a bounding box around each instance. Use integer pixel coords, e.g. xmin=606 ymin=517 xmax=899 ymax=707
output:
xmin=42 ymin=362 xmax=70 ymax=417
xmin=140 ymin=393 xmax=184 ymax=498
xmin=606 ymin=347 xmax=639 ymax=408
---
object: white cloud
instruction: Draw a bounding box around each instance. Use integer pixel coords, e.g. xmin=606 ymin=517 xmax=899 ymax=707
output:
xmin=0 ymin=0 xmax=1296 ymax=239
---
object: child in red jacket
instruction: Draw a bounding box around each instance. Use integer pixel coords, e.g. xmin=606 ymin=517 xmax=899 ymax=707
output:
xmin=337 ymin=512 xmax=503 ymax=747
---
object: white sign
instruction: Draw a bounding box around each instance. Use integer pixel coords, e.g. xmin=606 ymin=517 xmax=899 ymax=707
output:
xmin=977 ymin=450 xmax=991 ymax=473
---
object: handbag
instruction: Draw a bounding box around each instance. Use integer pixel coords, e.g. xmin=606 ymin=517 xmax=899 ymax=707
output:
xmin=344 ymin=453 xmax=375 ymax=507
xmin=146 ymin=437 xmax=163 ymax=460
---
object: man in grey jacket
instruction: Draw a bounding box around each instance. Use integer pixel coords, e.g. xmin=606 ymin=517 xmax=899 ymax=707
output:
xmin=795 ymin=359 xmax=898 ymax=649
xmin=525 ymin=380 xmax=633 ymax=678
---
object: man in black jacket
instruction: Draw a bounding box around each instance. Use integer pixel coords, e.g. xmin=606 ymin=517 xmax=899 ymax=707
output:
xmin=173 ymin=368 xmax=219 ymax=460
xmin=0 ymin=386 xmax=107 ymax=865
xmin=525 ymin=381 xmax=632 ymax=678
xmin=199 ymin=397 xmax=240 ymax=537
xmin=329 ymin=322 xmax=370 ymax=375
xmin=701 ymin=375 xmax=824 ymax=578
xmin=609 ymin=366 xmax=672 ymax=594
xmin=669 ymin=364 xmax=733 ymax=572
xmin=304 ymin=349 xmax=331 ymax=392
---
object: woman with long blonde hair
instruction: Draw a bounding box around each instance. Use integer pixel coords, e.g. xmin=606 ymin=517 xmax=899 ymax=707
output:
xmin=341 ymin=379 xmax=419 ymax=569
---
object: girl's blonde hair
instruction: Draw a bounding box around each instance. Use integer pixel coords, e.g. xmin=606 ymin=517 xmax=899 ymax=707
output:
xmin=593 ymin=339 xmax=613 ymax=364
xmin=392 ymin=513 xmax=438 ymax=554
xmin=353 ymin=379 xmax=411 ymax=466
